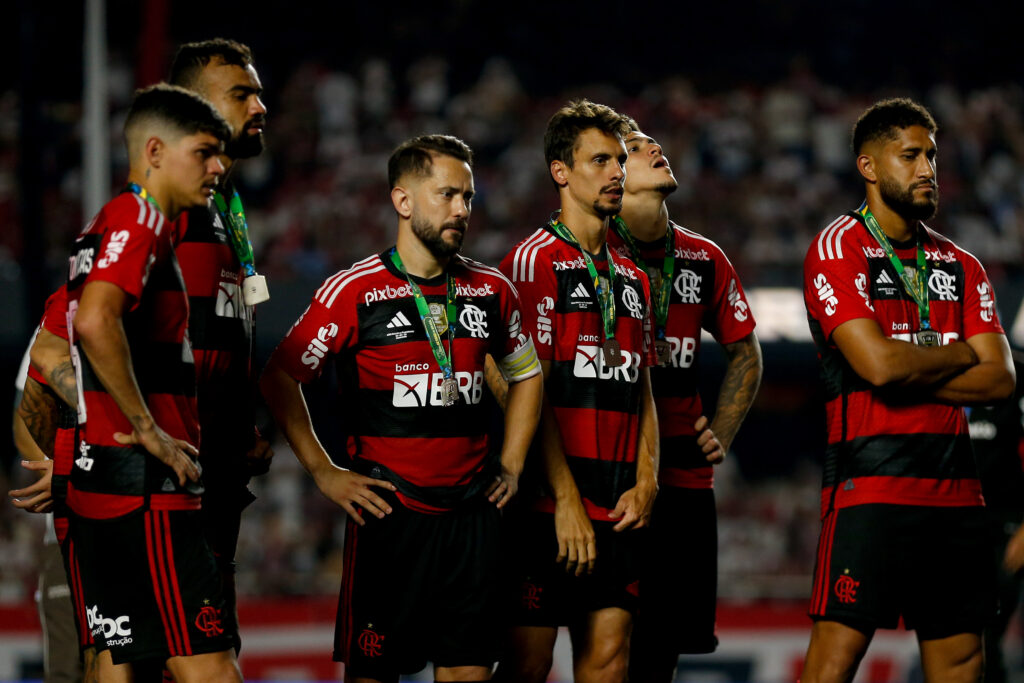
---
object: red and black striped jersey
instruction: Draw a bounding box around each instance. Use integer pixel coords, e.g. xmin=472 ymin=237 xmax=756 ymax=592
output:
xmin=501 ymin=223 xmax=656 ymax=521
xmin=608 ymin=221 xmax=755 ymax=490
xmin=66 ymin=191 xmax=200 ymax=520
xmin=176 ymin=202 xmax=255 ymax=485
xmin=804 ymin=211 xmax=1004 ymax=512
xmin=272 ymin=249 xmax=533 ymax=513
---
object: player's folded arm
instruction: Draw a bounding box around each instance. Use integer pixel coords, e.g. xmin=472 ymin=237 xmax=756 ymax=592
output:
xmin=929 ymin=331 xmax=1014 ymax=404
xmin=831 ymin=317 xmax=976 ymax=389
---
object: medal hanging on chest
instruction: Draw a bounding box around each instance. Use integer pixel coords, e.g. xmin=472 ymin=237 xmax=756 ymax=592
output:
xmin=858 ymin=204 xmax=937 ymax=348
xmin=390 ymin=248 xmax=460 ymax=406
xmin=549 ymin=214 xmax=623 ymax=367
xmin=611 ymin=216 xmax=675 ymax=366
xmin=213 ymin=189 xmax=270 ymax=305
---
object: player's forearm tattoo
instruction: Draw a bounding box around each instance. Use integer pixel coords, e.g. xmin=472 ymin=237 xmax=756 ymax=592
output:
xmin=18 ymin=377 xmax=58 ymax=456
xmin=47 ymin=359 xmax=79 ymax=409
xmin=484 ymin=355 xmax=509 ymax=410
xmin=711 ymin=335 xmax=763 ymax=452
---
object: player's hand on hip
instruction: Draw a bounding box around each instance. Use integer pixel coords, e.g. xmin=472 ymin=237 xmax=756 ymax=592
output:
xmin=554 ymin=496 xmax=597 ymax=576
xmin=8 ymin=459 xmax=55 ymax=513
xmin=695 ymin=415 xmax=725 ymax=464
xmin=245 ymin=431 xmax=274 ymax=477
xmin=316 ymin=468 xmax=396 ymax=526
xmin=115 ymin=424 xmax=201 ymax=487
xmin=609 ymin=478 xmax=658 ymax=532
xmin=486 ymin=465 xmax=520 ymax=509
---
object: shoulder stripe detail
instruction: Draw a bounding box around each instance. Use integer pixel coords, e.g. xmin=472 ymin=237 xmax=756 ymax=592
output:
xmin=318 ymin=259 xmax=387 ymax=308
xmin=513 ymin=230 xmax=555 ymax=283
xmin=133 ymin=195 xmax=147 ymax=225
xmin=314 ymin=255 xmax=380 ymax=302
xmin=816 ymin=216 xmax=857 ymax=261
xmin=459 ymin=258 xmax=520 ymax=297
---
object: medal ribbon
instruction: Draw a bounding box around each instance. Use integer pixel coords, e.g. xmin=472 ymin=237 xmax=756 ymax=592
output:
xmin=857 ymin=202 xmax=931 ymax=329
xmin=610 ymin=215 xmax=674 ymax=339
xmin=548 ymin=213 xmax=618 ymax=342
xmin=389 ymin=248 xmax=457 ymax=379
xmin=213 ymin=189 xmax=259 ymax=278
xmin=125 ymin=183 xmax=162 ymax=213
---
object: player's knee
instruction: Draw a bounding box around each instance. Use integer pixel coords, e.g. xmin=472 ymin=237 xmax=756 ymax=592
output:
xmin=575 ymin=641 xmax=629 ymax=683
xmin=801 ymin=651 xmax=860 ymax=683
xmin=945 ymin=647 xmax=983 ymax=683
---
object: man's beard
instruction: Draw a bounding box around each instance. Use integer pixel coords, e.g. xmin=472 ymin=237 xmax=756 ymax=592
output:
xmin=225 ymin=124 xmax=265 ymax=159
xmin=412 ymin=215 xmax=466 ymax=258
xmin=879 ymin=175 xmax=938 ymax=222
xmin=656 ymin=180 xmax=679 ymax=197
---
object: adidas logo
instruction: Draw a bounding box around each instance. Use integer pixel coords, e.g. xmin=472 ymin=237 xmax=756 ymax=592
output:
xmin=162 ymin=478 xmax=176 ymax=492
xmin=571 ymin=283 xmax=590 ymax=300
xmin=387 ymin=312 xmax=412 ymax=329
xmin=386 ymin=311 xmax=415 ymax=339
xmin=875 ymin=271 xmax=895 ymax=285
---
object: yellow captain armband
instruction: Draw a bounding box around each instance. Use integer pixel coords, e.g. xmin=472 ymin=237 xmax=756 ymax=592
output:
xmin=499 ymin=337 xmax=541 ymax=382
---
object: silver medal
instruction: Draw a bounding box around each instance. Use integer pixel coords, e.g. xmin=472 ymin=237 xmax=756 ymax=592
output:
xmin=916 ymin=329 xmax=940 ymax=347
xmin=441 ymin=377 xmax=460 ymax=406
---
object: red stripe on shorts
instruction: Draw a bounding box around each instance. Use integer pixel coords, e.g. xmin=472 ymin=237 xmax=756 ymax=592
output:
xmin=146 ymin=511 xmax=182 ymax=656
xmin=159 ymin=511 xmax=193 ymax=656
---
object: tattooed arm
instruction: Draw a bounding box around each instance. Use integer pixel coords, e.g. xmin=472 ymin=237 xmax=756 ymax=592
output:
xmin=16 ymin=376 xmax=58 ymax=457
xmin=484 ymin=354 xmax=509 ymax=409
xmin=29 ymin=328 xmax=78 ymax=409
xmin=709 ymin=331 xmax=763 ymax=456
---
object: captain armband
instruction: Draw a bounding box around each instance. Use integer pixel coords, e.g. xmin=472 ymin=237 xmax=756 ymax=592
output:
xmin=499 ymin=337 xmax=541 ymax=382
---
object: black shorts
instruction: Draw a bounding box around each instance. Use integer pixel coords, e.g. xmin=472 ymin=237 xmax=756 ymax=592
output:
xmin=71 ymin=509 xmax=235 ymax=665
xmin=502 ymin=510 xmax=642 ymax=627
xmin=632 ymin=487 xmax=718 ymax=656
xmin=809 ymin=503 xmax=996 ymax=639
xmin=58 ymin=517 xmax=96 ymax=652
xmin=335 ymin=496 xmax=501 ymax=679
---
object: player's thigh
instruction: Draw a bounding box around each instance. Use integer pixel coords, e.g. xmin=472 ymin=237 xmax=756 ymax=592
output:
xmin=165 ymin=649 xmax=241 ymax=683
xmin=570 ymin=606 xmax=632 ymax=666
xmin=801 ymin=620 xmax=873 ymax=683
xmin=918 ymin=632 xmax=982 ymax=683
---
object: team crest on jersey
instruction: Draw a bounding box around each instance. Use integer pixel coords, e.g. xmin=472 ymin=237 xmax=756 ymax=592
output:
xmin=928 ymin=269 xmax=958 ymax=301
xmin=674 ymin=269 xmax=702 ymax=304
xmin=834 ymin=569 xmax=859 ymax=604
xmin=459 ymin=304 xmax=488 ymax=338
xmin=620 ymin=283 xmax=644 ymax=319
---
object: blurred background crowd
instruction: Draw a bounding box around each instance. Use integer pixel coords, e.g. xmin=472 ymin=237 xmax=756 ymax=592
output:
xmin=2 ymin=0 xmax=1024 ymax=612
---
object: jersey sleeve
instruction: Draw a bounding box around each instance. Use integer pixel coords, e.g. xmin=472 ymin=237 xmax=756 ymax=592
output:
xmin=85 ymin=200 xmax=170 ymax=309
xmin=40 ymin=285 xmax=70 ymax=341
xmin=500 ymin=246 xmax=557 ymax=363
xmin=705 ymin=246 xmax=756 ymax=345
xmin=271 ymin=293 xmax=358 ymax=384
xmin=493 ymin=276 xmax=541 ymax=382
xmin=803 ymin=233 xmax=874 ymax=340
xmin=960 ymin=250 xmax=1005 ymax=338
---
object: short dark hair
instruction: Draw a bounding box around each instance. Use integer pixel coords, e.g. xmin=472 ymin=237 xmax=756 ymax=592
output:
xmin=544 ymin=99 xmax=631 ymax=168
xmin=169 ymin=38 xmax=254 ymax=90
xmin=387 ymin=135 xmax=473 ymax=188
xmin=851 ymin=98 xmax=937 ymax=155
xmin=124 ymin=84 xmax=231 ymax=154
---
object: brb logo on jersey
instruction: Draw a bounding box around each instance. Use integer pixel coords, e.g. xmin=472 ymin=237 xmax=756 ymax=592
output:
xmin=928 ymin=269 xmax=958 ymax=301
xmin=215 ymin=282 xmax=241 ymax=319
xmin=813 ymin=273 xmax=839 ymax=316
xmin=674 ymin=270 xmax=702 ymax=304
xmin=300 ymin=323 xmax=339 ymax=370
xmin=978 ymin=282 xmax=994 ymax=322
xmin=392 ymin=366 xmax=485 ymax=406
xmin=573 ymin=345 xmax=640 ymax=383
xmin=536 ymin=297 xmax=555 ymax=345
xmin=97 ymin=230 xmax=130 ymax=269
xmin=459 ymin=304 xmax=488 ymax=338
xmin=621 ymin=284 xmax=644 ymax=319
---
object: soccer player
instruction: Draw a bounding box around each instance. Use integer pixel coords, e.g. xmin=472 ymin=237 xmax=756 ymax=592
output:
xmin=168 ymin=38 xmax=273 ymax=651
xmin=801 ymin=98 xmax=1014 ymax=683
xmin=611 ymin=122 xmax=763 ymax=682
xmin=495 ymin=99 xmax=658 ymax=683
xmin=65 ymin=84 xmax=241 ymax=681
xmin=260 ymin=134 xmax=543 ymax=683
